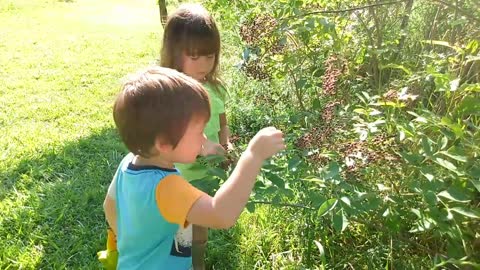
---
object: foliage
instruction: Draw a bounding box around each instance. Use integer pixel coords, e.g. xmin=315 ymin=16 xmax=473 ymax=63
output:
xmin=206 ymin=0 xmax=480 ymax=268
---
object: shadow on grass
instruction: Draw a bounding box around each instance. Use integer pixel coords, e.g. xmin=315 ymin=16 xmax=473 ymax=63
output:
xmin=0 ymin=127 xmax=242 ymax=269
xmin=0 ymin=127 xmax=125 ymax=269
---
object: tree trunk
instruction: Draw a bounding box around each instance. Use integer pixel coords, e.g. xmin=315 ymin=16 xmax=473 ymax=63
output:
xmin=158 ymin=0 xmax=168 ymax=26
xmin=387 ymin=0 xmax=414 ymax=81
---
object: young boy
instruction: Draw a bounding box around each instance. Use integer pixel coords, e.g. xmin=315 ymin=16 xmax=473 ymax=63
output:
xmin=102 ymin=66 xmax=285 ymax=269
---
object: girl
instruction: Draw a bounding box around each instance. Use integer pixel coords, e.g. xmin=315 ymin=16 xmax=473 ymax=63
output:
xmin=160 ymin=4 xmax=231 ymax=269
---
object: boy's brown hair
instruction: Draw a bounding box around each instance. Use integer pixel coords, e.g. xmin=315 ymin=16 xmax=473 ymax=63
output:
xmin=160 ymin=4 xmax=222 ymax=89
xmin=113 ymin=66 xmax=210 ymax=158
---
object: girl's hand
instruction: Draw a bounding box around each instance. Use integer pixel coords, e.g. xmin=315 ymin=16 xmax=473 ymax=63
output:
xmin=201 ymin=140 xmax=226 ymax=156
xmin=223 ymin=142 xmax=234 ymax=151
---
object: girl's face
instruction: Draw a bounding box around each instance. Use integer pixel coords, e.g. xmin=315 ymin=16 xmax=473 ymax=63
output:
xmin=181 ymin=52 xmax=215 ymax=81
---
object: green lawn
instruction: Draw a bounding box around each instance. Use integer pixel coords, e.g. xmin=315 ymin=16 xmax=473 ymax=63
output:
xmin=0 ymin=1 xmax=304 ymax=269
xmin=0 ymin=0 xmax=161 ymax=268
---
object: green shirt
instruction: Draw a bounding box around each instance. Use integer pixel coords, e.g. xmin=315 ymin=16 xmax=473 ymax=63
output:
xmin=175 ymin=82 xmax=226 ymax=181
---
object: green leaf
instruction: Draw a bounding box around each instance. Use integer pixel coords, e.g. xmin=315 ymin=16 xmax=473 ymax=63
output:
xmin=421 ymin=137 xmax=433 ymax=156
xmin=450 ymin=207 xmax=480 ymax=219
xmin=421 ymin=40 xmax=464 ymax=54
xmin=207 ymin=167 xmax=227 ymax=180
xmin=469 ymin=178 xmax=480 ymax=193
xmin=437 ymin=189 xmax=470 ymax=203
xmin=424 ymin=191 xmax=437 ymax=206
xmin=312 ymin=98 xmax=321 ymax=109
xmin=313 ymin=240 xmax=326 ymax=264
xmin=433 ymin=157 xmax=462 ymax=175
xmin=332 ymin=210 xmax=348 ymax=232
xmin=340 ymin=196 xmax=351 ymax=207
xmin=266 ymin=172 xmax=285 ymax=188
xmin=324 ymin=162 xmax=340 ymax=180
xmin=440 ymin=136 xmax=448 ymax=150
xmin=439 ymin=151 xmax=467 ymax=163
xmin=288 ymin=156 xmax=302 ymax=172
xmin=398 ymin=151 xmax=422 ymax=165
xmin=203 ymin=154 xmax=226 ymax=163
xmin=455 ymin=96 xmax=480 ymax=116
xmin=421 ymin=168 xmax=435 ymax=181
xmin=246 ymin=202 xmax=256 ymax=213
xmin=440 ymin=117 xmax=464 ymax=138
xmin=379 ymin=63 xmax=412 ymax=75
xmin=295 ymin=78 xmax=306 ymax=88
xmin=317 ymin=198 xmax=338 ymax=217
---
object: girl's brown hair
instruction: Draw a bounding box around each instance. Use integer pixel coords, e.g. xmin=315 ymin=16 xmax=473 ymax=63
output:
xmin=160 ymin=4 xmax=225 ymax=95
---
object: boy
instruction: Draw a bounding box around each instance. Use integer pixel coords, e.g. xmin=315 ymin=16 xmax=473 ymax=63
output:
xmin=102 ymin=66 xmax=285 ymax=269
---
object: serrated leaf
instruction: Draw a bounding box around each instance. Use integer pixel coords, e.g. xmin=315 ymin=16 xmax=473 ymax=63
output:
xmin=317 ymin=198 xmax=338 ymax=217
xmin=450 ymin=207 xmax=480 ymax=219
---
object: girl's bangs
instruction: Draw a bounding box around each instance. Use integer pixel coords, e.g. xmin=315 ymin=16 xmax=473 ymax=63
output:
xmin=183 ymin=32 xmax=220 ymax=56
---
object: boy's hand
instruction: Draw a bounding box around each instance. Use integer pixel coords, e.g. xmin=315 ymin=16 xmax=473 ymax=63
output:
xmin=201 ymin=140 xmax=226 ymax=156
xmin=247 ymin=127 xmax=285 ymax=160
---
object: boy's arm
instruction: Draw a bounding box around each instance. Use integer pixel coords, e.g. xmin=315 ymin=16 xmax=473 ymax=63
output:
xmin=156 ymin=127 xmax=284 ymax=230
xmin=103 ymin=175 xmax=118 ymax=235
xmin=103 ymin=196 xmax=117 ymax=235
xmin=189 ymin=127 xmax=284 ymax=229
xmin=187 ymin=150 xmax=263 ymax=229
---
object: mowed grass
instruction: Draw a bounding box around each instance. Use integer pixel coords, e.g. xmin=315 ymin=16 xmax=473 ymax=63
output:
xmin=0 ymin=0 xmax=161 ymax=268
xmin=0 ymin=1 xmax=312 ymax=269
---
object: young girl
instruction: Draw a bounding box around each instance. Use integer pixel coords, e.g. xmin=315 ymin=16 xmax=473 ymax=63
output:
xmin=160 ymin=4 xmax=231 ymax=269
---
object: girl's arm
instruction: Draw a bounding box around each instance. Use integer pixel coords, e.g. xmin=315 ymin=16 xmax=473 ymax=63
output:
xmin=219 ymin=113 xmax=232 ymax=149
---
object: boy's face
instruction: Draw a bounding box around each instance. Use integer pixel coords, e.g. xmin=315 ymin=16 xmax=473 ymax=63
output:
xmin=182 ymin=52 xmax=215 ymax=81
xmin=171 ymin=116 xmax=207 ymax=164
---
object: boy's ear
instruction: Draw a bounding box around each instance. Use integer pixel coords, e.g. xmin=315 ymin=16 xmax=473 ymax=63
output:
xmin=154 ymin=136 xmax=173 ymax=154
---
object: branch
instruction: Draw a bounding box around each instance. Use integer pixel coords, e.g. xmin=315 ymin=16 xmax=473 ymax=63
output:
xmin=284 ymin=0 xmax=408 ymax=19
xmin=250 ymin=200 xmax=315 ymax=210
xmin=431 ymin=0 xmax=480 ymax=25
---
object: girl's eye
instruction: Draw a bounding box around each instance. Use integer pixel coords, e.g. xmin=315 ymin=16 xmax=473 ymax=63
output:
xmin=190 ymin=55 xmax=199 ymax=60
xmin=207 ymin=54 xmax=215 ymax=59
